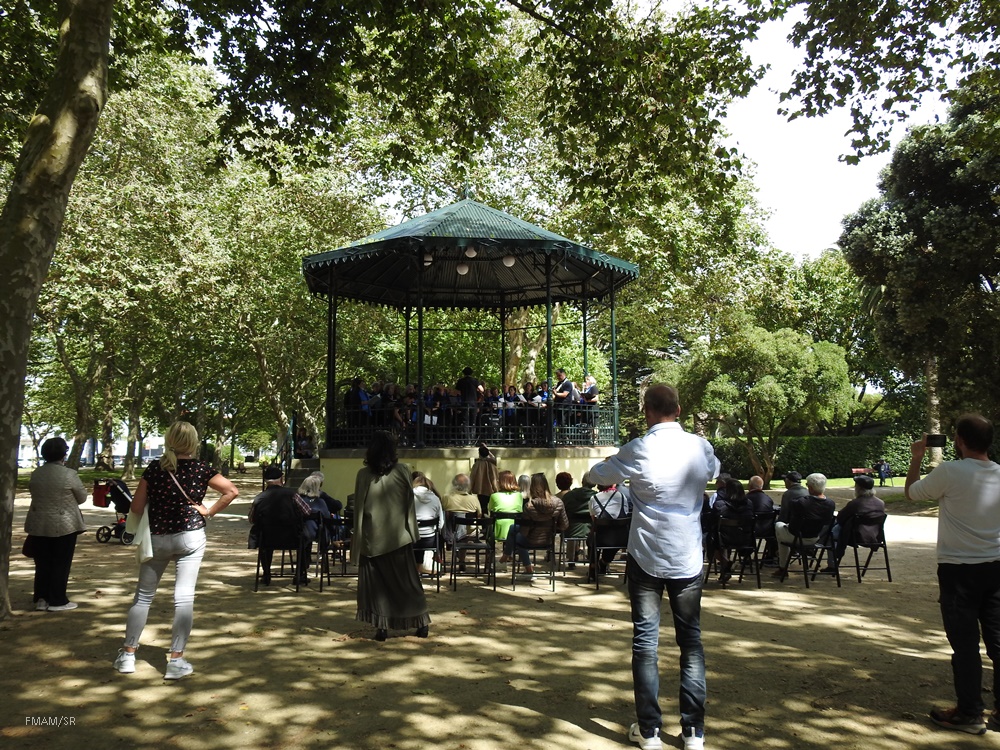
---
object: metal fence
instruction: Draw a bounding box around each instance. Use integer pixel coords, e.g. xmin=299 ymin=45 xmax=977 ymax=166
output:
xmin=328 ymin=402 xmax=618 ymax=448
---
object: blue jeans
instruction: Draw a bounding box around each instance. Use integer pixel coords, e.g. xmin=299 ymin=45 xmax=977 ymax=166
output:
xmin=938 ymin=561 xmax=1000 ymax=714
xmin=503 ymin=527 xmax=531 ymax=567
xmin=627 ymin=554 xmax=706 ymax=734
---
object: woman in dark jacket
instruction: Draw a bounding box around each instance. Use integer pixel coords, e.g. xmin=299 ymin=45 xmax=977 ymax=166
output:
xmin=711 ymin=478 xmax=755 ymax=585
xmin=24 ymin=437 xmax=87 ymax=612
xmin=353 ymin=431 xmax=430 ymax=641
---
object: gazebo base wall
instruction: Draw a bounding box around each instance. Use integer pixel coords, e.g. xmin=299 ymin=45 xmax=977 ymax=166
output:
xmin=317 ymin=446 xmax=619 ymax=503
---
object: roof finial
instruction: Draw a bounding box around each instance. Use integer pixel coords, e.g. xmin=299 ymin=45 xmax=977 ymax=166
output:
xmin=460 ymin=185 xmax=475 ymax=200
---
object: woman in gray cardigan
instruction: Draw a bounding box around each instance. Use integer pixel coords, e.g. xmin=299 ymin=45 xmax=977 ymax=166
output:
xmin=25 ymin=437 xmax=87 ymax=611
xmin=353 ymin=430 xmax=430 ymax=641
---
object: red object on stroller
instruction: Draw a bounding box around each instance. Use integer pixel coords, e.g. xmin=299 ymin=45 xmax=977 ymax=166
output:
xmin=93 ymin=481 xmax=111 ymax=507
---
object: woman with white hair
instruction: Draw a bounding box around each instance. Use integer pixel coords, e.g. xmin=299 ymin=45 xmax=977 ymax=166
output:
xmin=113 ymin=421 xmax=239 ymax=679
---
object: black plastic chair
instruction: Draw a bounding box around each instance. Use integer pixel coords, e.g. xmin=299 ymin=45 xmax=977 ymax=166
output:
xmin=707 ymin=516 xmax=760 ymax=589
xmin=489 ymin=511 xmax=521 ymax=591
xmin=560 ymin=512 xmax=592 ymax=575
xmin=754 ymin=509 xmax=779 ymax=564
xmin=415 ymin=516 xmax=443 ymax=593
xmin=590 ymin=517 xmax=631 ymax=590
xmin=843 ymin=513 xmax=892 ymax=583
xmin=448 ymin=512 xmax=491 ymax=590
xmin=254 ymin=525 xmax=308 ymax=593
xmin=779 ymin=516 xmax=841 ymax=588
xmin=510 ymin=515 xmax=558 ymax=592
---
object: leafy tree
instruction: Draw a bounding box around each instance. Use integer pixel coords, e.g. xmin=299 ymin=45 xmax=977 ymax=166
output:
xmin=840 ymin=83 xmax=1000 ymax=428
xmin=780 ymin=0 xmax=1000 ymax=160
xmin=0 ymin=1 xmax=774 ymax=618
xmin=665 ymin=324 xmax=856 ymax=486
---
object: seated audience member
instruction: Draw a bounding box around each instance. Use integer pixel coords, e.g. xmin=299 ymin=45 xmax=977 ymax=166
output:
xmin=294 ymin=427 xmax=315 ymax=459
xmin=710 ymin=478 xmax=755 ymax=584
xmin=828 ymin=474 xmax=886 ymax=568
xmin=505 ymin=473 xmax=569 ymax=578
xmin=707 ymin=473 xmax=731 ymax=509
xmin=249 ymin=466 xmax=313 ymax=585
xmin=442 ymin=473 xmax=482 ymax=568
xmin=489 ymin=470 xmax=524 ymax=560
xmin=518 ymin=474 xmax=531 ymax=498
xmin=746 ymin=475 xmax=776 ymax=563
xmin=773 ymin=472 xmax=836 ymax=578
xmin=587 ymin=480 xmax=632 ymax=582
xmin=297 ymin=474 xmax=333 ymax=567
xmin=562 ymin=471 xmax=597 ymax=568
xmin=555 ymin=472 xmax=573 ymax=500
xmin=412 ymin=472 xmax=445 ymax=574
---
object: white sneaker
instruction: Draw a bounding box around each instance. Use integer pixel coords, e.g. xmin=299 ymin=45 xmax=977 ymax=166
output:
xmin=47 ymin=602 xmax=78 ymax=611
xmin=164 ymin=657 xmax=193 ymax=680
xmin=113 ymin=649 xmax=136 ymax=674
xmin=35 ymin=599 xmax=48 ymax=611
xmin=682 ymin=726 xmax=705 ymax=750
xmin=628 ymin=723 xmax=662 ymax=749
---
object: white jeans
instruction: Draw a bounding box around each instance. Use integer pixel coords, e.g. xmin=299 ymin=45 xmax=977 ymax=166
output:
xmin=124 ymin=528 xmax=206 ymax=653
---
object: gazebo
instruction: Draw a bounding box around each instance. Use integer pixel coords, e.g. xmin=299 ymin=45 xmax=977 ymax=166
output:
xmin=300 ymin=199 xmax=639 ymax=497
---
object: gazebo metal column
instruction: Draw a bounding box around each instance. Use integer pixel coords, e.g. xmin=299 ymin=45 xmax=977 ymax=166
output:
xmin=415 ymin=254 xmax=425 ymax=448
xmin=324 ymin=268 xmax=338 ymax=448
xmin=545 ymin=252 xmax=555 ymax=448
xmin=582 ymin=288 xmax=589 ymax=377
xmin=610 ymin=282 xmax=620 ymax=440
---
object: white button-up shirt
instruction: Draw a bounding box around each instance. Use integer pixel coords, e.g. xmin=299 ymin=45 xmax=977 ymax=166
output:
xmin=590 ymin=421 xmax=719 ymax=579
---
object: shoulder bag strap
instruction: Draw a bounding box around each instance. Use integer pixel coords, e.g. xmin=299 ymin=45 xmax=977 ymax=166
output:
xmin=168 ymin=470 xmax=196 ymax=504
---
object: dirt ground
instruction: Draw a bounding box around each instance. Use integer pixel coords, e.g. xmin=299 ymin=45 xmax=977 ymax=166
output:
xmin=2 ymin=475 xmax=997 ymax=750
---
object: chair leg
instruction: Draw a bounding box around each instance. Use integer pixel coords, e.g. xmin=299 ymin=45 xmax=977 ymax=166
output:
xmin=883 ymin=544 xmax=892 ymax=582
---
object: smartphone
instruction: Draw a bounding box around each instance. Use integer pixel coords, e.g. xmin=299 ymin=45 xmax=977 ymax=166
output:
xmin=926 ymin=434 xmax=947 ymax=448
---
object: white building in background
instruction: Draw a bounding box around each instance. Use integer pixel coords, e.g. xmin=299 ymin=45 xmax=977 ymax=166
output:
xmin=17 ymin=425 xmax=164 ymax=468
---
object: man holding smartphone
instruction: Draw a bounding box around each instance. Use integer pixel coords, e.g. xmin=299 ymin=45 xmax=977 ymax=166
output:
xmin=906 ymin=415 xmax=1000 ymax=735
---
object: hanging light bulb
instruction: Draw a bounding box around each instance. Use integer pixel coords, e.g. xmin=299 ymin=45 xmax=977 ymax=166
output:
xmin=464 ymin=246 xmax=478 ymax=258
xmin=456 ymin=262 xmax=470 ymax=275
xmin=423 ymin=252 xmax=433 ymax=266
xmin=502 ymin=254 xmax=516 ymax=267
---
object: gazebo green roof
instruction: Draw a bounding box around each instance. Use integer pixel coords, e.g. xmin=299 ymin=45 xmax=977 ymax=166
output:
xmin=301 ymin=199 xmax=638 ymax=310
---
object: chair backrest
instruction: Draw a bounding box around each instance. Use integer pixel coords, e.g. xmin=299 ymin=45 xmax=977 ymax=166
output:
xmin=791 ymin=503 xmax=830 ymax=539
xmin=517 ymin=515 xmax=557 ymax=547
xmin=845 ymin=513 xmax=887 ymax=547
xmin=717 ymin=516 xmax=754 ymax=549
xmin=451 ymin=512 xmax=487 ymax=541
xmin=754 ymin=509 xmax=778 ymax=538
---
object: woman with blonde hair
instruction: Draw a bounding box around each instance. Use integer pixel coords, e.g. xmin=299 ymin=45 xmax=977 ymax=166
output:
xmin=113 ymin=421 xmax=238 ymax=679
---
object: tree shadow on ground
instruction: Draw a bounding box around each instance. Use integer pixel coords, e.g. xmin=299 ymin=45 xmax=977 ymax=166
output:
xmin=2 ymin=506 xmax=997 ymax=749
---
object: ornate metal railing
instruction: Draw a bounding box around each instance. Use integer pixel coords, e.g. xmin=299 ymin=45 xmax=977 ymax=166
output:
xmin=326 ymin=402 xmax=618 ymax=448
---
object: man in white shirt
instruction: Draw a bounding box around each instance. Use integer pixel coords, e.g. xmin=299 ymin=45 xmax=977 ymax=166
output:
xmin=907 ymin=414 xmax=1000 ymax=735
xmin=589 ymin=384 xmax=719 ymax=750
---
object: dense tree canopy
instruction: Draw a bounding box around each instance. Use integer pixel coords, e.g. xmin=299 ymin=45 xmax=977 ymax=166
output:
xmin=840 ymin=82 xmax=1000 ymax=424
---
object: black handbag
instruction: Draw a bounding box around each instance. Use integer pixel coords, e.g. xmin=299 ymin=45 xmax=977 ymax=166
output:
xmin=21 ymin=535 xmax=38 ymax=558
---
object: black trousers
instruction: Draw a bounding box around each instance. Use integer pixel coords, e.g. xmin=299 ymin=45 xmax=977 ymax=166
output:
xmin=33 ymin=533 xmax=78 ymax=606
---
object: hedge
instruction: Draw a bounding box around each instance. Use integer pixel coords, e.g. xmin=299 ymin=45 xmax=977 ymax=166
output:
xmin=711 ymin=435 xmax=958 ymax=480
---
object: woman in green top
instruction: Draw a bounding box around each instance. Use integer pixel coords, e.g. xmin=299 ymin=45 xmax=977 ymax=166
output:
xmin=489 ymin=470 xmax=524 ymax=560
xmin=352 ymin=431 xmax=430 ymax=641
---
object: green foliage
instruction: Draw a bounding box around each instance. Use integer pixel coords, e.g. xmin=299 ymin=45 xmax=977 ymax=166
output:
xmin=668 ymin=324 xmax=856 ymax=481
xmin=840 ymin=82 xmax=1000 ymax=421
xmin=712 ymin=434 xmax=940 ymax=480
xmin=780 ymin=0 xmax=1000 ymax=160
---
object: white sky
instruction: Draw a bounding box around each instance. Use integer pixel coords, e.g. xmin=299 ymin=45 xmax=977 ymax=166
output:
xmin=723 ymin=15 xmax=949 ymax=259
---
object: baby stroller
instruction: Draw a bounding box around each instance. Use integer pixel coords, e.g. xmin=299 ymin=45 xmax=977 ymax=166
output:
xmin=94 ymin=478 xmax=134 ymax=544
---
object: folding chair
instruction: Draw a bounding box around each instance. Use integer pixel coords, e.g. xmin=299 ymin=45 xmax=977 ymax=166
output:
xmin=754 ymin=509 xmax=779 ymax=565
xmin=490 ymin=511 xmax=521 ymax=591
xmin=448 ymin=512 xmax=491 ymax=590
xmin=780 ymin=519 xmax=841 ymax=588
xmin=706 ymin=516 xmax=760 ymax=589
xmin=309 ymin=511 xmax=334 ymax=591
xmin=590 ymin=517 xmax=631 ymax=590
xmin=510 ymin=516 xmax=558 ymax=592
xmin=254 ymin=526 xmax=308 ymax=592
xmin=844 ymin=513 xmax=892 ymax=582
xmin=560 ymin=512 xmax=592 ymax=575
xmin=415 ymin=516 xmax=443 ymax=593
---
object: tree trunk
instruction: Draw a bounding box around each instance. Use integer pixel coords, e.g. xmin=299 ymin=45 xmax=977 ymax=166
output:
xmin=925 ymin=355 xmax=943 ymax=467
xmin=0 ymin=0 xmax=112 ymax=621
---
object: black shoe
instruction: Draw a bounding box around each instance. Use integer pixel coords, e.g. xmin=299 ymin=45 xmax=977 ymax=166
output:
xmin=261 ymin=575 xmax=271 ymax=586
xmin=374 ymin=629 xmax=388 ymax=642
xmin=415 ymin=626 xmax=429 ymax=638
